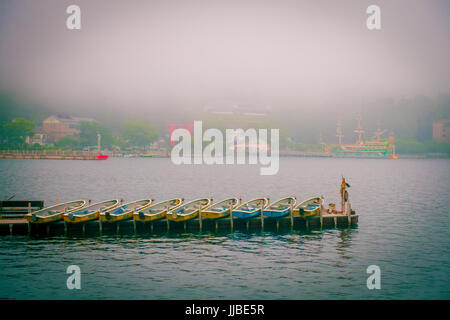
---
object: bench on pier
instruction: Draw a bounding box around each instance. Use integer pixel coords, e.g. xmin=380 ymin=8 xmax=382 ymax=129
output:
xmin=0 ymin=201 xmax=44 ymax=219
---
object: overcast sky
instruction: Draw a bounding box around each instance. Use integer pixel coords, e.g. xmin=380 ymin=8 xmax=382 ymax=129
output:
xmin=0 ymin=0 xmax=449 ymax=114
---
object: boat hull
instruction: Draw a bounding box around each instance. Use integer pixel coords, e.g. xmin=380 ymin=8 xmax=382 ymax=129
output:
xmin=25 ymin=201 xmax=86 ymax=224
xmin=64 ymin=210 xmax=102 ymax=223
xmin=133 ymin=199 xmax=183 ymax=222
xmin=201 ymin=198 xmax=238 ymax=220
xmin=26 ymin=212 xmax=64 ymax=224
xmin=135 ymin=210 xmax=167 ymax=222
xmin=100 ymin=211 xmax=133 ymax=223
xmin=293 ymin=197 xmax=322 ymax=218
xmin=232 ymin=209 xmax=262 ymax=220
xmin=201 ymin=209 xmax=231 ymax=220
xmin=263 ymin=209 xmax=290 ymax=218
xmin=64 ymin=200 xmax=119 ymax=224
xmin=100 ymin=200 xmax=152 ymax=223
xmin=166 ymin=198 xmax=211 ymax=222
xmin=167 ymin=210 xmax=199 ymax=222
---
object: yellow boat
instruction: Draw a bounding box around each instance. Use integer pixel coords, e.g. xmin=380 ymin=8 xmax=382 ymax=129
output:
xmin=201 ymin=198 xmax=239 ymax=220
xmin=166 ymin=198 xmax=211 ymax=222
xmin=293 ymin=196 xmax=323 ymax=217
xmin=133 ymin=198 xmax=182 ymax=222
xmin=99 ymin=199 xmax=152 ymax=223
xmin=25 ymin=200 xmax=86 ymax=224
xmin=64 ymin=199 xmax=118 ymax=223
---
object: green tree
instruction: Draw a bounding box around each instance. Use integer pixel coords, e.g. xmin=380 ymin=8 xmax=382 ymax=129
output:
xmin=120 ymin=120 xmax=159 ymax=147
xmin=1 ymin=118 xmax=35 ymax=146
xmin=55 ymin=136 xmax=81 ymax=149
xmin=78 ymin=121 xmax=115 ymax=148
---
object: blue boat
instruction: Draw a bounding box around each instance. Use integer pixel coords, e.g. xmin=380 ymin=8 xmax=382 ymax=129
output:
xmin=232 ymin=198 xmax=268 ymax=220
xmin=263 ymin=196 xmax=297 ymax=218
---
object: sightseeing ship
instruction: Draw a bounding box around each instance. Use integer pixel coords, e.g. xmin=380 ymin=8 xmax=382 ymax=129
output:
xmin=325 ymin=115 xmax=395 ymax=158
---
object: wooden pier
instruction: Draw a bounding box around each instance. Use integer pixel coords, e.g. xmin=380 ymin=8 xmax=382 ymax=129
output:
xmin=0 ymin=150 xmax=102 ymax=160
xmin=0 ymin=211 xmax=358 ymax=236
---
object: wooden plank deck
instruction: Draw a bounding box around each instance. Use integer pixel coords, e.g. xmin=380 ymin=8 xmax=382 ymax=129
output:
xmin=0 ymin=213 xmax=358 ymax=236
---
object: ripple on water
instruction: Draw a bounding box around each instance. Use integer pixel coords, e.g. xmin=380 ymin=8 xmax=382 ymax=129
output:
xmin=0 ymin=158 xmax=449 ymax=299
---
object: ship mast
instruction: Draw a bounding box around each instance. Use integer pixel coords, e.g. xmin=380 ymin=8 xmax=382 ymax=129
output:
xmin=319 ymin=132 xmax=326 ymax=151
xmin=376 ymin=121 xmax=382 ymax=141
xmin=354 ymin=113 xmax=364 ymax=145
xmin=336 ymin=120 xmax=344 ymax=145
xmin=97 ymin=132 xmax=101 ymax=155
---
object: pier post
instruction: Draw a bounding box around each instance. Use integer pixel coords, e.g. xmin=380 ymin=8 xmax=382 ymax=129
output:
xmin=260 ymin=201 xmax=264 ymax=232
xmin=133 ymin=203 xmax=137 ymax=233
xmin=276 ymin=219 xmax=279 ymax=232
xmin=320 ymin=198 xmax=324 ymax=228
xmin=334 ymin=216 xmax=337 ymax=228
xmin=198 ymin=203 xmax=202 ymax=233
xmin=28 ymin=202 xmax=31 ymax=234
xmin=347 ymin=201 xmax=351 ymax=227
xmin=230 ymin=202 xmax=234 ymax=232
xmin=289 ymin=200 xmax=294 ymax=231
xmin=9 ymin=223 xmax=13 ymax=235
xmin=166 ymin=203 xmax=170 ymax=232
xmin=215 ymin=221 xmax=218 ymax=232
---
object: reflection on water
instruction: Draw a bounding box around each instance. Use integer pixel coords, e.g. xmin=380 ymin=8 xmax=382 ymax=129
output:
xmin=0 ymin=158 xmax=449 ymax=299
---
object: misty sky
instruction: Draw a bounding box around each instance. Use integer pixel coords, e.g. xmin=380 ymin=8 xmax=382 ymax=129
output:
xmin=0 ymin=0 xmax=449 ymax=114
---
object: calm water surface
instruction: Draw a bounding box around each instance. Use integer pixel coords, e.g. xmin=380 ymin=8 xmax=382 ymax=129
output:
xmin=0 ymin=158 xmax=449 ymax=299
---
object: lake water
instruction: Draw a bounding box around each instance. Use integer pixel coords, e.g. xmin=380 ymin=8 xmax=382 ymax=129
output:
xmin=0 ymin=158 xmax=449 ymax=299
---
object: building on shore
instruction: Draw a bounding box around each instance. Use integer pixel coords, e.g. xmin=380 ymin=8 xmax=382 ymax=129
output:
xmin=432 ymin=119 xmax=450 ymax=143
xmin=26 ymin=126 xmax=47 ymax=146
xmin=42 ymin=114 xmax=96 ymax=142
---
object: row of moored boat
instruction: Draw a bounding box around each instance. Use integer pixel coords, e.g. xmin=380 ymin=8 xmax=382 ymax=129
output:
xmin=26 ymin=196 xmax=323 ymax=225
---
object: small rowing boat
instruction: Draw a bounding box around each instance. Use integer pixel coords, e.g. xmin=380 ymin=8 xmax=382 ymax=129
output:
xmin=64 ymin=199 xmax=119 ymax=223
xmin=293 ymin=196 xmax=323 ymax=217
xmin=201 ymin=198 xmax=239 ymax=220
xmin=166 ymin=198 xmax=211 ymax=222
xmin=100 ymin=199 xmax=152 ymax=222
xmin=133 ymin=198 xmax=182 ymax=222
xmin=263 ymin=196 xmax=296 ymax=218
xmin=232 ymin=198 xmax=268 ymax=220
xmin=25 ymin=200 xmax=86 ymax=224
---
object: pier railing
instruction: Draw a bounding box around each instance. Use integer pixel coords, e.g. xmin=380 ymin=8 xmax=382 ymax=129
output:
xmin=0 ymin=150 xmax=101 ymax=156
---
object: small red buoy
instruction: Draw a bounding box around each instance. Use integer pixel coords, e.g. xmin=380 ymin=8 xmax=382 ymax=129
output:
xmin=96 ymin=154 xmax=109 ymax=160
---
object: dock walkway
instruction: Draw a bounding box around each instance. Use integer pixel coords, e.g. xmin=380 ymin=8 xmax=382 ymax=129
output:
xmin=0 ymin=212 xmax=358 ymax=236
